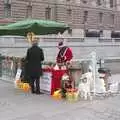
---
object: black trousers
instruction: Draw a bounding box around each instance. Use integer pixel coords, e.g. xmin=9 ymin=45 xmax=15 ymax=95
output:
xmin=29 ymin=76 xmax=40 ymax=93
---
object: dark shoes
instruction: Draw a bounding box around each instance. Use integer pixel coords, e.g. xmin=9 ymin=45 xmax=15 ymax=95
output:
xmin=31 ymin=90 xmax=44 ymax=95
xmin=31 ymin=91 xmax=36 ymax=94
xmin=36 ymin=91 xmax=44 ymax=95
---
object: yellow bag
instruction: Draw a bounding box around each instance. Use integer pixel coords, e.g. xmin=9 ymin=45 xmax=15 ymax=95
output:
xmin=66 ymin=91 xmax=79 ymax=102
xmin=66 ymin=92 xmax=74 ymax=102
xmin=52 ymin=89 xmax=62 ymax=100
xmin=73 ymin=92 xmax=79 ymax=102
xmin=22 ymin=83 xmax=31 ymax=92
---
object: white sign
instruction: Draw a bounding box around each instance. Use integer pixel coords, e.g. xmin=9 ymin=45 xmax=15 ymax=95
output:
xmin=15 ymin=68 xmax=22 ymax=80
xmin=40 ymin=72 xmax=52 ymax=94
xmin=14 ymin=68 xmax=22 ymax=88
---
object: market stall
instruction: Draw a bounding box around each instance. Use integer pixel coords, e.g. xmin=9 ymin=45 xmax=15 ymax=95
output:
xmin=0 ymin=19 xmax=74 ymax=93
xmin=40 ymin=68 xmax=68 ymax=95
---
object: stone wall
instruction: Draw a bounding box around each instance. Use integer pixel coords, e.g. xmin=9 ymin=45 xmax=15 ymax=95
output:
xmin=0 ymin=36 xmax=120 ymax=61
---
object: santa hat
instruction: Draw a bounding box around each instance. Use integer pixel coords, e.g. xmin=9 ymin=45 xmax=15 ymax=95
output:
xmin=58 ymin=41 xmax=64 ymax=48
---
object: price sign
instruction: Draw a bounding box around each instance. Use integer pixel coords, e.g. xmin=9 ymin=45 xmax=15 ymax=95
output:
xmin=40 ymin=72 xmax=52 ymax=94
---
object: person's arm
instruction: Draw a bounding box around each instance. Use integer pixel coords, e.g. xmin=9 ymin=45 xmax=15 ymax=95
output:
xmin=56 ymin=53 xmax=61 ymax=63
xmin=25 ymin=49 xmax=30 ymax=62
xmin=41 ymin=49 xmax=44 ymax=61
xmin=64 ymin=48 xmax=73 ymax=62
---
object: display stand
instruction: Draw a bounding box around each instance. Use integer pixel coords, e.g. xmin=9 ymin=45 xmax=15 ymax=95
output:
xmin=40 ymin=68 xmax=67 ymax=95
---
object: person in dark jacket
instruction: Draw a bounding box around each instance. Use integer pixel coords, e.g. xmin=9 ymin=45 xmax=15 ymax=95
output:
xmin=25 ymin=38 xmax=44 ymax=94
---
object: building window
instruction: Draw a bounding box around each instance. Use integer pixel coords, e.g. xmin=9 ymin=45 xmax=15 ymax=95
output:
xmin=26 ymin=5 xmax=32 ymax=18
xmin=4 ymin=3 xmax=11 ymax=17
xmin=111 ymin=14 xmax=114 ymax=24
xmin=99 ymin=12 xmax=103 ymax=23
xmin=83 ymin=11 xmax=88 ymax=23
xmin=45 ymin=7 xmax=51 ymax=20
xmin=110 ymin=0 xmax=113 ymax=8
xmin=97 ymin=0 xmax=102 ymax=6
xmin=67 ymin=9 xmax=72 ymax=18
xmin=82 ymin=0 xmax=87 ymax=4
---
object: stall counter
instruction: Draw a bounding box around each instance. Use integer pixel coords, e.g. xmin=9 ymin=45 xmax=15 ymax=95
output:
xmin=40 ymin=68 xmax=67 ymax=95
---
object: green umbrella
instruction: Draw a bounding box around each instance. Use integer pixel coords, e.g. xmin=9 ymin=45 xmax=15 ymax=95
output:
xmin=0 ymin=19 xmax=69 ymax=36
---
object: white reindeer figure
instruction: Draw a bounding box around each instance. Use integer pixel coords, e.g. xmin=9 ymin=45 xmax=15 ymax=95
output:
xmin=77 ymin=71 xmax=93 ymax=100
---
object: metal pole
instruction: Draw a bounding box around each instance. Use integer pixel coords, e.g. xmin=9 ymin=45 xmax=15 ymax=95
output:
xmin=91 ymin=51 xmax=97 ymax=96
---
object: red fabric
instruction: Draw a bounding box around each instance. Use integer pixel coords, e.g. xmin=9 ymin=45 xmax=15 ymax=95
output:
xmin=43 ymin=68 xmax=67 ymax=95
xmin=56 ymin=47 xmax=73 ymax=63
xmin=64 ymin=47 xmax=73 ymax=62
xmin=51 ymin=70 xmax=67 ymax=94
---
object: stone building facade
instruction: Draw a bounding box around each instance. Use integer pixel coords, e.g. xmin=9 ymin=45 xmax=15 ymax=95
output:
xmin=0 ymin=0 xmax=120 ymax=38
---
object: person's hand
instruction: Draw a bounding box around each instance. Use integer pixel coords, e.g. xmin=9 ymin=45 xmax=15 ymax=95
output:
xmin=65 ymin=61 xmax=71 ymax=69
xmin=66 ymin=61 xmax=70 ymax=65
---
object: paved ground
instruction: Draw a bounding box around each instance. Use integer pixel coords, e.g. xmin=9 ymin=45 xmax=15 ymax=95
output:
xmin=0 ymin=79 xmax=120 ymax=120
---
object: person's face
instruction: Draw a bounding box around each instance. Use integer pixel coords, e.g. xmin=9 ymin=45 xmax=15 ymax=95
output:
xmin=31 ymin=39 xmax=38 ymax=45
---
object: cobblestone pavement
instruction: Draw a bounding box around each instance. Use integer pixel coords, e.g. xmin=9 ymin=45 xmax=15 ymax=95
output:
xmin=0 ymin=80 xmax=120 ymax=120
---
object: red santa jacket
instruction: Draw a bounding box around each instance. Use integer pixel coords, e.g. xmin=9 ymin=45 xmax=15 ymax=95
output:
xmin=56 ymin=46 xmax=73 ymax=63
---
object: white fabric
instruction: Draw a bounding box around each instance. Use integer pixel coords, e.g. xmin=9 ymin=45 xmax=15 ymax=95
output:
xmin=61 ymin=73 xmax=69 ymax=81
xmin=14 ymin=68 xmax=22 ymax=88
xmin=77 ymin=72 xmax=93 ymax=100
xmin=95 ymin=77 xmax=106 ymax=93
xmin=109 ymin=82 xmax=119 ymax=93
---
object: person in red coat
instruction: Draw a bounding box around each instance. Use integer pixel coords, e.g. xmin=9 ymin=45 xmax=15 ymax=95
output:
xmin=56 ymin=41 xmax=73 ymax=66
xmin=56 ymin=41 xmax=73 ymax=97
